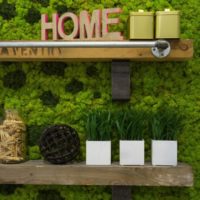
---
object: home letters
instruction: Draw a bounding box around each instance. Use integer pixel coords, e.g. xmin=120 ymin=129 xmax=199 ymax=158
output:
xmin=41 ymin=8 xmax=123 ymax=40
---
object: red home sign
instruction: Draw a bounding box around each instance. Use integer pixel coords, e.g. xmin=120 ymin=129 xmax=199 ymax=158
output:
xmin=41 ymin=8 xmax=123 ymax=40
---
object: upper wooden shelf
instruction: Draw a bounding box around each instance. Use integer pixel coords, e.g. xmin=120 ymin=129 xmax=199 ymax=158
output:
xmin=0 ymin=39 xmax=193 ymax=62
xmin=0 ymin=160 xmax=193 ymax=186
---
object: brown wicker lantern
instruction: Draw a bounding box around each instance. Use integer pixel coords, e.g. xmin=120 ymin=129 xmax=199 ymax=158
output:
xmin=0 ymin=110 xmax=26 ymax=164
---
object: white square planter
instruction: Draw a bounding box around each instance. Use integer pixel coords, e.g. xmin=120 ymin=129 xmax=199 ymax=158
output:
xmin=152 ymin=140 xmax=177 ymax=166
xmin=120 ymin=140 xmax=144 ymax=165
xmin=86 ymin=141 xmax=111 ymax=165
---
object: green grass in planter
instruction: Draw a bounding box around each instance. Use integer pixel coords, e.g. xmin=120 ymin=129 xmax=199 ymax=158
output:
xmin=149 ymin=107 xmax=183 ymax=140
xmin=85 ymin=110 xmax=111 ymax=141
xmin=114 ymin=109 xmax=147 ymax=140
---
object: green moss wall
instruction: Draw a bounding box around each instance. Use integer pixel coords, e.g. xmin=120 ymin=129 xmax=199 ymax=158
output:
xmin=0 ymin=0 xmax=200 ymax=199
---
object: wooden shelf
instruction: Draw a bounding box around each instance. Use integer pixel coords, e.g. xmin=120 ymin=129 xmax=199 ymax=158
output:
xmin=0 ymin=160 xmax=193 ymax=186
xmin=0 ymin=40 xmax=193 ymax=62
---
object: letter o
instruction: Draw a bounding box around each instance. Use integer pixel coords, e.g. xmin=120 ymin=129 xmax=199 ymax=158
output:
xmin=58 ymin=13 xmax=79 ymax=40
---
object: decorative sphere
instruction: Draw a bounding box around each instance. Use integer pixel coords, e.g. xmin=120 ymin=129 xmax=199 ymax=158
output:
xmin=39 ymin=125 xmax=80 ymax=164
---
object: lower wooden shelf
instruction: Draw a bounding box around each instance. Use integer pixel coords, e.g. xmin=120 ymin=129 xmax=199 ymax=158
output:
xmin=0 ymin=160 xmax=193 ymax=186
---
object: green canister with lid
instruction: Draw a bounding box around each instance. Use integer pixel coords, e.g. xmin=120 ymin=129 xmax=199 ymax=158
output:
xmin=156 ymin=9 xmax=180 ymax=39
xmin=129 ymin=10 xmax=154 ymax=39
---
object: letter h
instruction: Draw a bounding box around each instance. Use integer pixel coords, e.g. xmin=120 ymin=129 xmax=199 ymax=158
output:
xmin=41 ymin=14 xmax=59 ymax=40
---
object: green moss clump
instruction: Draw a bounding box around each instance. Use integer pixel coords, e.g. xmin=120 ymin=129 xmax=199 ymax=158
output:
xmin=39 ymin=91 xmax=59 ymax=107
xmin=0 ymin=185 xmax=22 ymax=195
xmin=27 ymin=125 xmax=48 ymax=146
xmin=0 ymin=0 xmax=16 ymax=20
xmin=53 ymin=4 xmax=68 ymax=14
xmin=52 ymin=2 xmax=77 ymax=14
xmin=93 ymin=91 xmax=101 ymax=99
xmin=3 ymin=70 xmax=26 ymax=90
xmin=28 ymin=146 xmax=41 ymax=160
xmin=0 ymin=104 xmax=4 ymax=122
xmin=32 ymin=0 xmax=49 ymax=7
xmin=65 ymin=79 xmax=84 ymax=94
xmin=37 ymin=190 xmax=64 ymax=200
xmin=41 ymin=62 xmax=67 ymax=77
xmin=86 ymin=66 xmax=99 ymax=77
xmin=24 ymin=7 xmax=41 ymax=24
xmin=0 ymin=62 xmax=13 ymax=67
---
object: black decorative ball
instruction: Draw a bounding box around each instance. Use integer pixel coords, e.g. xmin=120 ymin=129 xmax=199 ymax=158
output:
xmin=39 ymin=125 xmax=80 ymax=164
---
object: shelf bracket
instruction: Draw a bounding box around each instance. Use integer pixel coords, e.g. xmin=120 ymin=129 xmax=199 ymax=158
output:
xmin=112 ymin=61 xmax=130 ymax=100
xmin=112 ymin=186 xmax=132 ymax=200
xmin=151 ymin=40 xmax=171 ymax=58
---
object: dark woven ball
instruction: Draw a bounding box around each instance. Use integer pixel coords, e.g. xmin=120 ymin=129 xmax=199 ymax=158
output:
xmin=39 ymin=125 xmax=80 ymax=164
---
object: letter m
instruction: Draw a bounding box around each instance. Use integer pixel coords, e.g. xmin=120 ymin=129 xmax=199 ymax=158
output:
xmin=80 ymin=10 xmax=101 ymax=39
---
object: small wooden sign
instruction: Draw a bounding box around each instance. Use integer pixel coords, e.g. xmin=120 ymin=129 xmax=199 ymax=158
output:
xmin=41 ymin=8 xmax=123 ymax=41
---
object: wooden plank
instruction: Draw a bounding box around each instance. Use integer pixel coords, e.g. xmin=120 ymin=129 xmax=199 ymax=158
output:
xmin=0 ymin=161 xmax=193 ymax=186
xmin=0 ymin=40 xmax=193 ymax=61
xmin=112 ymin=186 xmax=132 ymax=200
xmin=112 ymin=61 xmax=130 ymax=100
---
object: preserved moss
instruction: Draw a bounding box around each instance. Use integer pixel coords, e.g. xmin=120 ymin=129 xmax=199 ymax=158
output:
xmin=0 ymin=0 xmax=16 ymax=20
xmin=3 ymin=70 xmax=26 ymax=90
xmin=27 ymin=125 xmax=48 ymax=146
xmin=0 ymin=104 xmax=4 ymax=122
xmin=0 ymin=62 xmax=14 ymax=67
xmin=52 ymin=4 xmax=69 ymax=14
xmin=93 ymin=91 xmax=101 ymax=99
xmin=39 ymin=91 xmax=59 ymax=107
xmin=0 ymin=0 xmax=199 ymax=199
xmin=24 ymin=7 xmax=41 ymax=24
xmin=86 ymin=66 xmax=99 ymax=77
xmin=37 ymin=190 xmax=64 ymax=200
xmin=41 ymin=62 xmax=67 ymax=76
xmin=0 ymin=185 xmax=22 ymax=195
xmin=65 ymin=79 xmax=84 ymax=94
xmin=32 ymin=0 xmax=49 ymax=7
xmin=52 ymin=2 xmax=77 ymax=14
xmin=28 ymin=146 xmax=41 ymax=160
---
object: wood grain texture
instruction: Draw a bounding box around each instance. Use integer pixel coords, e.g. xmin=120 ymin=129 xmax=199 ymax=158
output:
xmin=0 ymin=40 xmax=193 ymax=61
xmin=0 ymin=161 xmax=193 ymax=186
